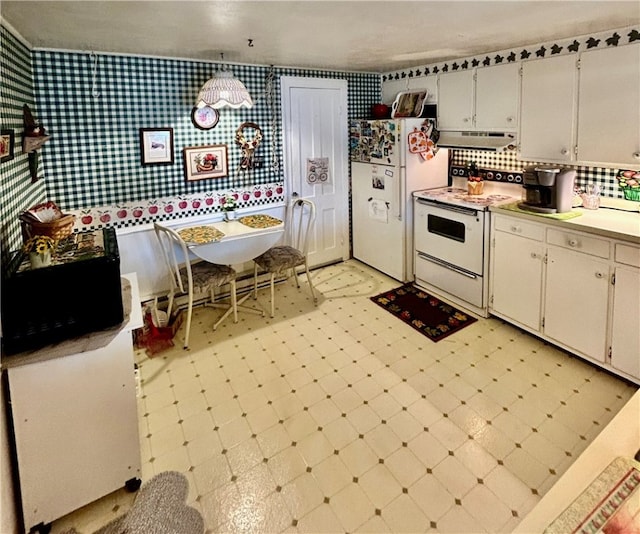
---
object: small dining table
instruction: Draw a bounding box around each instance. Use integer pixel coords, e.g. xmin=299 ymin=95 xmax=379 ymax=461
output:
xmin=172 ymin=214 xmax=285 ymax=316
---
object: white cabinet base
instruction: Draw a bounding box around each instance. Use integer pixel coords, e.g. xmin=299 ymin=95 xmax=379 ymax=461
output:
xmin=8 ymin=330 xmax=141 ymax=531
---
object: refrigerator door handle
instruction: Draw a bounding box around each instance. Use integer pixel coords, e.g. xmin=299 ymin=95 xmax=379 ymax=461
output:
xmin=395 ymin=172 xmax=403 ymax=221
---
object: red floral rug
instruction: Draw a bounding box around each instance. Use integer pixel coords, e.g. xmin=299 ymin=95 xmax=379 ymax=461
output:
xmin=370 ymin=284 xmax=477 ymax=342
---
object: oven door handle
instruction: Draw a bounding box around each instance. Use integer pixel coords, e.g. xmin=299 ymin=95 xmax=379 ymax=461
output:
xmin=416 ymin=197 xmax=479 ymax=217
xmin=417 ymin=252 xmax=478 ymax=279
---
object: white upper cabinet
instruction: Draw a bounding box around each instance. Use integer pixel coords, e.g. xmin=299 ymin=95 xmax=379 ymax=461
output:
xmin=519 ymin=54 xmax=577 ymax=163
xmin=437 ymin=70 xmax=475 ymax=130
xmin=475 ymin=63 xmax=520 ymax=131
xmin=438 ymin=63 xmax=520 ymax=132
xmin=577 ymin=44 xmax=640 ymax=167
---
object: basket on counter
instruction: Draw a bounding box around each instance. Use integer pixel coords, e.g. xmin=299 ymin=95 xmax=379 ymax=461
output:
xmin=20 ymin=212 xmax=76 ymax=241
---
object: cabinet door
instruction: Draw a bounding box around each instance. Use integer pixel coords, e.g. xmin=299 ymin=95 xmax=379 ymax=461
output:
xmin=475 ymin=63 xmax=520 ymax=131
xmin=437 ymin=70 xmax=474 ymax=130
xmin=520 ymin=54 xmax=577 ymax=163
xmin=611 ymin=265 xmax=640 ymax=379
xmin=544 ymin=246 xmax=609 ymax=362
xmin=577 ymin=44 xmax=640 ymax=167
xmin=491 ymin=230 xmax=544 ymax=330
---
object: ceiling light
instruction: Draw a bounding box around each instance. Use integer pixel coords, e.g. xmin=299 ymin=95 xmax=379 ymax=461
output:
xmin=196 ymin=56 xmax=253 ymax=110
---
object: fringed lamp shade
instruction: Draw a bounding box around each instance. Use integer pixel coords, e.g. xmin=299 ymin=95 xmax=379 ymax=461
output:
xmin=196 ymin=70 xmax=253 ymax=109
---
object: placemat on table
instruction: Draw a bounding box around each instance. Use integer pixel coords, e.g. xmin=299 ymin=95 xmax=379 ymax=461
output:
xmin=177 ymin=226 xmax=225 ymax=244
xmin=238 ymin=214 xmax=283 ymax=229
xmin=499 ymin=202 xmax=583 ymax=220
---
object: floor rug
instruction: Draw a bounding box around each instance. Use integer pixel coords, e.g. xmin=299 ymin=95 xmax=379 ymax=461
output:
xmin=370 ymin=283 xmax=477 ymax=342
xmin=93 ymin=471 xmax=203 ymax=534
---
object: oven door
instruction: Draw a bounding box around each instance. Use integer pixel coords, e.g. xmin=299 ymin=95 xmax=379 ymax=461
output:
xmin=414 ymin=197 xmax=485 ymax=275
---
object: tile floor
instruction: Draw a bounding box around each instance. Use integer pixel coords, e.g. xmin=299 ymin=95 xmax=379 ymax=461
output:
xmin=52 ymin=260 xmax=637 ymax=533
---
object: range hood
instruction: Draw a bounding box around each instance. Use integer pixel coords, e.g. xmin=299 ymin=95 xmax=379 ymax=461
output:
xmin=437 ymin=131 xmax=517 ymax=152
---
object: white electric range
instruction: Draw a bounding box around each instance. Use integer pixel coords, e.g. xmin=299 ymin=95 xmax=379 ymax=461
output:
xmin=413 ymin=166 xmax=522 ymax=317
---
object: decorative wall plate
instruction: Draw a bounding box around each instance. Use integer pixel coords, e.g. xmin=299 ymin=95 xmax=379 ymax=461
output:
xmin=191 ymin=106 xmax=219 ymax=130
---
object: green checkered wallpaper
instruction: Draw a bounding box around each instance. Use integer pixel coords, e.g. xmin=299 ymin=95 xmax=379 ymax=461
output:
xmin=0 ymin=25 xmax=47 ymax=263
xmin=31 ymin=50 xmax=379 ymax=211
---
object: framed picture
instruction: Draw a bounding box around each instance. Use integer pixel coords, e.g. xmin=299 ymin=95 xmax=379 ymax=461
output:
xmin=1 ymin=129 xmax=15 ymax=163
xmin=391 ymin=90 xmax=428 ymax=118
xmin=139 ymin=127 xmax=174 ymax=165
xmin=183 ymin=144 xmax=228 ymax=181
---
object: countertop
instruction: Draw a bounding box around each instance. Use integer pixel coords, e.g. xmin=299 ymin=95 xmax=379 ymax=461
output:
xmin=490 ymin=199 xmax=640 ymax=244
xmin=515 ymin=390 xmax=640 ymax=533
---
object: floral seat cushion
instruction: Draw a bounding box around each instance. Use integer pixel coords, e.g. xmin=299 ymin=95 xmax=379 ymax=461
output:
xmin=254 ymin=245 xmax=304 ymax=274
xmin=180 ymin=262 xmax=236 ymax=293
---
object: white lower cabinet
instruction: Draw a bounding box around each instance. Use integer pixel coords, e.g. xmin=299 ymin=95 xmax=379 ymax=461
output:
xmin=544 ymin=246 xmax=609 ymax=362
xmin=490 ymin=213 xmax=640 ymax=383
xmin=491 ymin=220 xmax=544 ymax=330
xmin=611 ymin=245 xmax=640 ymax=378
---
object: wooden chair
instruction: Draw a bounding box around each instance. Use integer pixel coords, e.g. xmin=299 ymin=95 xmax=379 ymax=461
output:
xmin=153 ymin=223 xmax=238 ymax=349
xmin=252 ymin=198 xmax=318 ymax=317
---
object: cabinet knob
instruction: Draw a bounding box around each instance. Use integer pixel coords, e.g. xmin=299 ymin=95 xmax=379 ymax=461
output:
xmin=561 ymin=148 xmax=569 ymax=156
xmin=568 ymin=238 xmax=579 ymax=247
xmin=633 ymin=151 xmax=640 ymax=160
xmin=531 ymin=252 xmax=540 ymax=259
xmin=595 ymin=272 xmax=605 ymax=279
xmin=463 ymin=117 xmax=470 ymax=123
xmin=506 ymin=116 xmax=514 ymax=123
xmin=510 ymin=225 xmax=521 ymax=233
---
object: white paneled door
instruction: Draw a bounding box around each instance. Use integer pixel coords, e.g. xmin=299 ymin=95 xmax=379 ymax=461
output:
xmin=280 ymin=76 xmax=349 ymax=268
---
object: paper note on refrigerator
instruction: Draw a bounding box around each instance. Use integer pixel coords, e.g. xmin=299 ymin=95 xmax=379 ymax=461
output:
xmin=369 ymin=199 xmax=388 ymax=222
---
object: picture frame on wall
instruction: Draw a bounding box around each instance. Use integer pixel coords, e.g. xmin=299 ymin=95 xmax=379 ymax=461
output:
xmin=1 ymin=129 xmax=15 ymax=163
xmin=139 ymin=127 xmax=174 ymax=165
xmin=183 ymin=144 xmax=228 ymax=181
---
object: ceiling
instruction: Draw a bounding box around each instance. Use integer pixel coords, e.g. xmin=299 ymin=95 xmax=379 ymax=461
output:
xmin=2 ymin=1 xmax=639 ymax=72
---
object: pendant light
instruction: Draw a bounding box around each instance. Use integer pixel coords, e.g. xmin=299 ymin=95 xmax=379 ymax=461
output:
xmin=196 ymin=53 xmax=253 ymax=110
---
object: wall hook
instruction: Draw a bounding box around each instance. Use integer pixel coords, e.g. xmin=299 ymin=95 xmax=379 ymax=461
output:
xmin=90 ymin=52 xmax=100 ymax=99
xmin=247 ymin=39 xmax=254 ymax=47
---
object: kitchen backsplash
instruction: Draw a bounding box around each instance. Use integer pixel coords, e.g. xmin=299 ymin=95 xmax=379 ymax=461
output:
xmin=449 ymin=150 xmax=627 ymax=199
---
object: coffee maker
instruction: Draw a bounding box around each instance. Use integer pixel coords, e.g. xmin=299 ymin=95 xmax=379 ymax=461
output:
xmin=518 ymin=166 xmax=576 ymax=214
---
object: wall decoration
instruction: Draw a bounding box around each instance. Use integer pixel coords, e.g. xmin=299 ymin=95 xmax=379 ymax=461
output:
xmin=306 ymin=157 xmax=330 ymax=184
xmin=139 ymin=127 xmax=174 ymax=165
xmin=235 ymin=122 xmax=263 ymax=171
xmin=190 ymin=106 xmax=219 ymax=130
xmin=183 ymin=144 xmax=228 ymax=181
xmin=0 ymin=129 xmax=15 ymax=163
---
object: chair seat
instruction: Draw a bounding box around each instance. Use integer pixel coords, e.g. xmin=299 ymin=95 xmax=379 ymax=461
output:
xmin=180 ymin=262 xmax=236 ymax=293
xmin=254 ymin=245 xmax=305 ymax=274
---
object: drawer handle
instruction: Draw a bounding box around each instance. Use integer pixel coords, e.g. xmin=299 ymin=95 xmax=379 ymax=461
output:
xmin=568 ymin=238 xmax=579 ymax=247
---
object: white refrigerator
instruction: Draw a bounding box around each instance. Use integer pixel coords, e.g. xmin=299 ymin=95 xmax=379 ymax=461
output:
xmin=350 ymin=118 xmax=449 ymax=282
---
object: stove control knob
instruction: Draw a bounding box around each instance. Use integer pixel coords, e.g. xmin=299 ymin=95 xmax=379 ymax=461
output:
xmin=507 ymin=174 xmax=514 ymax=182
xmin=495 ymin=173 xmax=503 ymax=181
xmin=452 ymin=168 xmax=459 ymax=175
xmin=514 ymin=174 xmax=523 ymax=183
xmin=486 ymin=171 xmax=494 ymax=180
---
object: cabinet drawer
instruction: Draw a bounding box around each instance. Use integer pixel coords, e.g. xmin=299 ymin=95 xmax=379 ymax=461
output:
xmin=615 ymin=243 xmax=640 ymax=268
xmin=493 ymin=215 xmax=544 ymax=241
xmin=546 ymin=228 xmax=610 ymax=259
